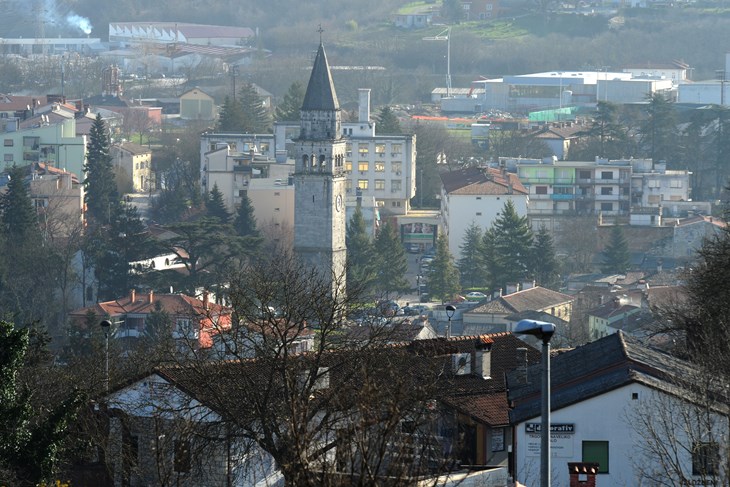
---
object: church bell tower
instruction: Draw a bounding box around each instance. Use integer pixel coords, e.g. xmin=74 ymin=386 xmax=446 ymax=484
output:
xmin=293 ymin=42 xmax=347 ymax=294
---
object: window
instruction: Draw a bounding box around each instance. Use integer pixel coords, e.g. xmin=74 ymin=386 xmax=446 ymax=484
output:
xmin=554 ymin=186 xmax=573 ymax=195
xmin=392 ymin=161 xmax=402 ymax=173
xmin=578 ymin=170 xmax=591 ymax=180
xmin=174 ymin=439 xmax=191 ymax=473
xmin=670 ymin=179 xmax=683 ymax=188
xmin=600 ymin=202 xmax=613 ymax=211
xmin=600 ymin=171 xmax=613 ymax=180
xmin=601 ymin=187 xmax=614 ymax=195
xmin=535 ymin=186 xmax=548 ymax=195
xmin=391 ymin=143 xmax=402 ymax=156
xmin=358 ymin=162 xmax=369 ymax=173
xmin=358 ymin=143 xmax=369 ymax=157
xmin=391 ymin=180 xmax=402 ymax=191
xmin=582 ymin=441 xmax=609 ymax=473
xmin=647 ymin=179 xmax=660 ymax=188
xmin=374 ymin=162 xmax=385 ymax=172
xmin=692 ymin=442 xmax=719 ymax=476
xmin=358 ymin=179 xmax=368 ymax=190
xmin=375 ymin=143 xmax=386 ymax=157
xmin=4 ymin=154 xmax=12 ymax=161
xmin=23 ymin=136 xmax=40 ymax=149
xmin=3 ymin=139 xmax=12 ymax=147
xmin=476 ymin=212 xmax=482 ymax=216
xmin=375 ymin=179 xmax=385 ymax=190
xmin=345 ymin=162 xmax=352 ymax=173
xmin=346 ymin=143 xmax=352 ymax=157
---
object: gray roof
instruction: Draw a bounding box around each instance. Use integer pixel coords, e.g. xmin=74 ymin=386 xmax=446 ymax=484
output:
xmin=301 ymin=43 xmax=339 ymax=111
xmin=508 ymin=331 xmax=701 ymax=423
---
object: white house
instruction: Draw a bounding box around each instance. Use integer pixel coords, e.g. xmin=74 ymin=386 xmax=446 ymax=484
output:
xmin=508 ymin=332 xmax=729 ymax=486
xmin=439 ymin=166 xmax=528 ymax=260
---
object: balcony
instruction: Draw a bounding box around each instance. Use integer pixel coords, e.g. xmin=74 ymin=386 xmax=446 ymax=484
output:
xmin=233 ymin=165 xmax=252 ymax=173
xmin=550 ymin=193 xmax=575 ymax=200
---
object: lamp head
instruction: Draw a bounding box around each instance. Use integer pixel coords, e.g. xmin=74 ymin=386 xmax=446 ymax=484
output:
xmin=514 ymin=319 xmax=556 ymax=343
xmin=445 ymin=304 xmax=456 ymax=319
xmin=100 ymin=320 xmax=112 ymax=329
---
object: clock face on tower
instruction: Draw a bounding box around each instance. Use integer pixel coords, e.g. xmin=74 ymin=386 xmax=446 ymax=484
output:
xmin=335 ymin=194 xmax=343 ymax=212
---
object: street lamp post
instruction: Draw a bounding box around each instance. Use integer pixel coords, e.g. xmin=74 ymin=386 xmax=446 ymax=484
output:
xmin=445 ymin=304 xmax=456 ymax=339
xmin=100 ymin=320 xmax=112 ymax=392
xmin=515 ymin=319 xmax=556 ymax=487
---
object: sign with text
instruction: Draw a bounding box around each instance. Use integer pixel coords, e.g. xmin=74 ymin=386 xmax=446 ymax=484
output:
xmin=525 ymin=423 xmax=576 ymax=458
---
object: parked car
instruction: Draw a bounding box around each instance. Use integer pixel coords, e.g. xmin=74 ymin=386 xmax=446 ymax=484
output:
xmin=407 ymin=243 xmax=420 ymax=253
xmin=465 ymin=291 xmax=487 ymax=301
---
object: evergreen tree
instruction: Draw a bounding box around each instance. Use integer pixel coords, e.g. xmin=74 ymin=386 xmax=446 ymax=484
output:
xmin=601 ymin=225 xmax=630 ymax=274
xmin=346 ymin=206 xmax=376 ymax=295
xmin=532 ymin=226 xmax=560 ymax=290
xmin=84 ymin=114 xmax=119 ymax=225
xmin=233 ymin=194 xmax=259 ymax=238
xmin=274 ymin=81 xmax=305 ymax=122
xmin=0 ymin=166 xmax=39 ymax=241
xmin=481 ymin=227 xmax=498 ymax=290
xmin=207 ymin=183 xmax=231 ymax=224
xmin=0 ymin=321 xmax=83 ymax=485
xmin=586 ymin=101 xmax=627 ymax=159
xmin=375 ymin=106 xmax=402 ymax=135
xmin=639 ymin=92 xmax=678 ymax=165
xmin=428 ymin=234 xmax=461 ymax=303
xmin=373 ymin=221 xmax=409 ymax=297
xmin=490 ymin=200 xmax=533 ymax=291
xmin=217 ymin=96 xmax=246 ymax=132
xmin=145 ymin=300 xmax=173 ymax=344
xmin=457 ymin=222 xmax=485 ymax=289
xmin=239 ymin=82 xmax=270 ymax=133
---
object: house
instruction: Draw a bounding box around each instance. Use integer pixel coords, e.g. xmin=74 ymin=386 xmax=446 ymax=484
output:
xmin=585 ymin=296 xmax=643 ymax=340
xmin=27 ymin=163 xmax=85 ymax=238
xmin=179 ymin=87 xmax=216 ymax=121
xmin=393 ymin=12 xmax=433 ymax=29
xmin=110 ymin=141 xmax=153 ymax=192
xmin=94 ymin=332 xmax=541 ymax=485
xmin=531 ymin=122 xmax=587 ymax=160
xmin=68 ymin=290 xmax=232 ymax=350
xmin=461 ymin=0 xmax=500 ymax=20
xmin=508 ymin=331 xmax=728 ymax=486
xmin=463 ymin=285 xmax=574 ymax=335
xmin=439 ymin=166 xmax=528 ymax=259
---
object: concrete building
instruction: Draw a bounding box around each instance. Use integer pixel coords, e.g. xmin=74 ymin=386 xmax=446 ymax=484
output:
xmin=179 ymin=87 xmax=216 ymax=121
xmin=509 ymin=332 xmax=725 ymax=487
xmin=440 ymin=166 xmax=528 ymax=259
xmin=27 ymin=163 xmax=84 ymax=238
xmin=111 ymin=141 xmax=152 ymax=192
xmin=246 ymin=177 xmax=295 ymax=231
xmin=0 ymin=116 xmax=87 ymax=179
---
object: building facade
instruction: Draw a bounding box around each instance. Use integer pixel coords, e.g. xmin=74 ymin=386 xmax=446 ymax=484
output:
xmin=111 ymin=141 xmax=152 ymax=192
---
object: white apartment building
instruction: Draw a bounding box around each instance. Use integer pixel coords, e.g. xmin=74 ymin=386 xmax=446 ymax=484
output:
xmin=439 ymin=166 xmax=528 ymax=260
xmin=200 ymin=88 xmax=417 ymax=216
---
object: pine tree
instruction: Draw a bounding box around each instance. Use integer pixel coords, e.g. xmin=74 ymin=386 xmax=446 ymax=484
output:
xmin=457 ymin=222 xmax=485 ymax=289
xmin=346 ymin=206 xmax=376 ymax=295
xmin=207 ymin=183 xmax=231 ymax=224
xmin=532 ymin=226 xmax=560 ymax=290
xmin=217 ymin=96 xmax=246 ymax=132
xmin=375 ymin=106 xmax=402 ymax=135
xmin=0 ymin=166 xmax=39 ymax=241
xmin=373 ymin=221 xmax=410 ymax=297
xmin=640 ymin=92 xmax=677 ymax=164
xmin=233 ymin=194 xmax=259 ymax=237
xmin=275 ymin=81 xmax=305 ymax=122
xmin=84 ymin=114 xmax=119 ymax=225
xmin=239 ymin=82 xmax=270 ymax=133
xmin=601 ymin=225 xmax=630 ymax=274
xmin=428 ymin=234 xmax=461 ymax=303
xmin=481 ymin=227 xmax=498 ymax=291
xmin=490 ymin=200 xmax=534 ymax=291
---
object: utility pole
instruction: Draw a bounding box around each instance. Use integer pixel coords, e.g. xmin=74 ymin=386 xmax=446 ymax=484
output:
xmin=423 ymin=28 xmax=452 ymax=97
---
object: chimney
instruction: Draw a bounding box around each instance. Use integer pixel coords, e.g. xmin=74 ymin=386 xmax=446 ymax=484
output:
xmin=474 ymin=339 xmax=492 ymax=379
xmin=148 ymin=290 xmax=154 ymax=303
xmin=358 ymin=88 xmax=371 ymax=124
xmin=568 ymin=462 xmax=599 ymax=487
xmin=130 ymin=289 xmax=136 ymax=302
xmin=516 ymin=347 xmax=529 ymax=384
xmin=202 ymin=290 xmax=210 ymax=310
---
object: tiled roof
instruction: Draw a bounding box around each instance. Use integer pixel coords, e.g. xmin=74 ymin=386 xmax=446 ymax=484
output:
xmin=587 ymin=302 xmax=639 ymax=320
xmin=468 ymin=287 xmax=573 ymax=315
xmin=440 ymin=166 xmax=527 ymax=196
xmin=116 ymin=141 xmax=151 ymax=156
xmin=301 ymin=43 xmax=339 ymax=111
xmin=508 ymin=331 xmax=701 ymax=423
xmin=0 ymin=94 xmax=49 ymax=112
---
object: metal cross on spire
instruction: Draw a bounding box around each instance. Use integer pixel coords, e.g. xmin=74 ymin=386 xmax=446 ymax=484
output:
xmin=318 ymin=24 xmax=324 ymax=44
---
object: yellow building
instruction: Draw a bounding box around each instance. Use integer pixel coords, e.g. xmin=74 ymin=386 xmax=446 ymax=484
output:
xmin=111 ymin=141 xmax=152 ymax=193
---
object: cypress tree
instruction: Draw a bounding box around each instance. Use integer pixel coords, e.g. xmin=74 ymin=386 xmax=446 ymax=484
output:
xmin=532 ymin=226 xmax=560 ymax=290
xmin=428 ymin=234 xmax=461 ymax=303
xmin=346 ymin=206 xmax=376 ymax=295
xmin=457 ymin=222 xmax=485 ymax=289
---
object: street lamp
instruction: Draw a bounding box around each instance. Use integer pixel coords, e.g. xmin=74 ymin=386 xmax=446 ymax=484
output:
xmin=445 ymin=304 xmax=456 ymax=339
xmin=514 ymin=319 xmax=556 ymax=487
xmin=100 ymin=320 xmax=112 ymax=392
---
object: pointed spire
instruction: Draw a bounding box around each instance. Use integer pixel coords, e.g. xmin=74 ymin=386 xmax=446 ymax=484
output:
xmin=301 ymin=43 xmax=339 ymax=112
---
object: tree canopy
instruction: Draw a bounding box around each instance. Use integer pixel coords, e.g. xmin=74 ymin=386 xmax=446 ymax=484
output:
xmin=83 ymin=114 xmax=119 ymax=226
